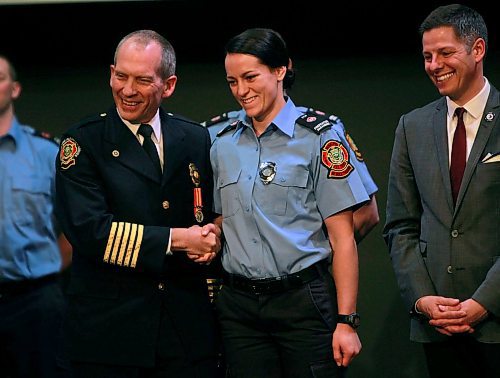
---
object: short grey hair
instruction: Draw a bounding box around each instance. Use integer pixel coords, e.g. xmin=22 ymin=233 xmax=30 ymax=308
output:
xmin=114 ymin=29 xmax=176 ymax=78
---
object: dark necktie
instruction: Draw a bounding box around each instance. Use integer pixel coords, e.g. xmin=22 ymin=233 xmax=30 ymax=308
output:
xmin=138 ymin=124 xmax=162 ymax=176
xmin=450 ymin=107 xmax=466 ymax=205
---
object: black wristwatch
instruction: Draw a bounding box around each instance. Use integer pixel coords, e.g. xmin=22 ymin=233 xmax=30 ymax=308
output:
xmin=337 ymin=312 xmax=360 ymax=329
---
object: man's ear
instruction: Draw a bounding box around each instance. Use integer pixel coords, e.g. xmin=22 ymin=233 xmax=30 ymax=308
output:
xmin=12 ymin=81 xmax=21 ymax=100
xmin=162 ymin=75 xmax=177 ymax=99
xmin=472 ymin=38 xmax=486 ymax=62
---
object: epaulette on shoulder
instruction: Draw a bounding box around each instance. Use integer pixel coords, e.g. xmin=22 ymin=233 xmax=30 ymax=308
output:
xmin=74 ymin=112 xmax=107 ymax=129
xmin=24 ymin=126 xmax=60 ymax=145
xmin=167 ymin=112 xmax=204 ymax=128
xmin=216 ymin=120 xmax=238 ymax=137
xmin=203 ymin=112 xmax=230 ymax=127
xmin=34 ymin=130 xmax=60 ymax=145
xmin=296 ymin=113 xmax=332 ymax=134
xmin=305 ymin=107 xmax=339 ymax=124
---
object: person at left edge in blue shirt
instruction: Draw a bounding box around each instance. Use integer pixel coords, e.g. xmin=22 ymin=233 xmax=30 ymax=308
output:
xmin=0 ymin=54 xmax=71 ymax=377
xmin=202 ymin=28 xmax=370 ymax=377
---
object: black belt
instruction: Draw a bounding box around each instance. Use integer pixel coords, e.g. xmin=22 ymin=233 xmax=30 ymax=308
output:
xmin=222 ymin=262 xmax=322 ymax=295
xmin=0 ymin=273 xmax=59 ymax=298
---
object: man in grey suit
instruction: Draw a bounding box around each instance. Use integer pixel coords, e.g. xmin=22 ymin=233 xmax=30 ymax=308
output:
xmin=383 ymin=4 xmax=499 ymax=378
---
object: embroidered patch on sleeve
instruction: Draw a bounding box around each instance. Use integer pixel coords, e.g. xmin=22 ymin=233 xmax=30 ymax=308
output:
xmin=320 ymin=140 xmax=353 ymax=178
xmin=60 ymin=137 xmax=81 ymax=170
xmin=345 ymin=131 xmax=364 ymax=162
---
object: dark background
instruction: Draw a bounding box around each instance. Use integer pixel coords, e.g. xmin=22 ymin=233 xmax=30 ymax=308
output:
xmin=2 ymin=1 xmax=499 ymax=377
xmin=1 ymin=1 xmax=498 ymax=66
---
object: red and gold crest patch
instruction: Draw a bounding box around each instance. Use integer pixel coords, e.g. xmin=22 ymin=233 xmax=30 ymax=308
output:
xmin=60 ymin=137 xmax=81 ymax=170
xmin=320 ymin=140 xmax=353 ymax=178
xmin=345 ymin=131 xmax=363 ymax=162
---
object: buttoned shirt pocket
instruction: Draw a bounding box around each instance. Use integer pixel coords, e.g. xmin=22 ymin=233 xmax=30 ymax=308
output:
xmin=10 ymin=174 xmax=52 ymax=225
xmin=217 ymin=168 xmax=242 ymax=218
xmin=256 ymin=165 xmax=309 ymax=216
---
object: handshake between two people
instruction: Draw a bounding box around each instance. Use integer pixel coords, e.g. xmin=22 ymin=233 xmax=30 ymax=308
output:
xmin=171 ymin=223 xmax=222 ymax=265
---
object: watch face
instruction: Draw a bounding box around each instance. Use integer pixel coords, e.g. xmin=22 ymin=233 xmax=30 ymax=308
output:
xmin=350 ymin=314 xmax=360 ymax=328
xmin=338 ymin=313 xmax=360 ymax=328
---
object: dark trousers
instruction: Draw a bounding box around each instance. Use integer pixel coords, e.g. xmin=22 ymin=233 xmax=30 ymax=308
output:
xmin=423 ymin=334 xmax=500 ymax=378
xmin=0 ymin=276 xmax=70 ymax=378
xmin=70 ymin=299 xmax=220 ymax=378
xmin=215 ymin=269 xmax=345 ymax=378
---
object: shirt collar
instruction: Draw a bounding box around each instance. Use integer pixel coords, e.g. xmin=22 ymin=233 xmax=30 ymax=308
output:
xmin=446 ymin=77 xmax=490 ymax=120
xmin=272 ymin=98 xmax=302 ymax=137
xmin=238 ymin=97 xmax=301 ymax=138
xmin=2 ymin=116 xmax=23 ymax=147
xmin=118 ymin=109 xmax=162 ymax=140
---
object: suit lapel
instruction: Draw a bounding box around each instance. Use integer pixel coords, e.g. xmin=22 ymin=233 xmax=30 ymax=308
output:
xmin=432 ymin=99 xmax=454 ymax=212
xmin=455 ymin=86 xmax=500 ymax=211
xmin=103 ymin=108 xmax=161 ymax=184
xmin=160 ymin=111 xmax=188 ymax=185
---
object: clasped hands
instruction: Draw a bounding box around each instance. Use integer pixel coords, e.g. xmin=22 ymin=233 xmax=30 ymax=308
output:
xmin=184 ymin=224 xmax=221 ymax=265
xmin=416 ymin=296 xmax=488 ymax=336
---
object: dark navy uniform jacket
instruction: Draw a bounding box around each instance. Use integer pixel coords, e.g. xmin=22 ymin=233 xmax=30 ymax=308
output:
xmin=55 ymin=107 xmax=217 ymax=366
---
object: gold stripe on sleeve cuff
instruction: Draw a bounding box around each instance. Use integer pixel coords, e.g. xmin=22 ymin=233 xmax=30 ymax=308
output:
xmin=103 ymin=221 xmax=143 ymax=268
xmin=103 ymin=222 xmax=118 ymax=263
xmin=123 ymin=223 xmax=138 ymax=267
xmin=130 ymin=225 xmax=144 ymax=268
xmin=116 ymin=222 xmax=131 ymax=266
xmin=110 ymin=222 xmax=125 ymax=264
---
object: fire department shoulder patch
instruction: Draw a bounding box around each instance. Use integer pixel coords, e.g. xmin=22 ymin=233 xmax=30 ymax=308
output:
xmin=344 ymin=130 xmax=364 ymax=162
xmin=320 ymin=140 xmax=353 ymax=178
xmin=60 ymin=137 xmax=81 ymax=170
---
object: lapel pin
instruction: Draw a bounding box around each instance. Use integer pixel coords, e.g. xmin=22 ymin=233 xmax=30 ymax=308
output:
xmin=112 ymin=150 xmax=120 ymax=157
xmin=485 ymin=112 xmax=495 ymax=122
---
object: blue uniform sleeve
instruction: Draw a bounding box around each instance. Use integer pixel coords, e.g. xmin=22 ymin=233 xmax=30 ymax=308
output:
xmin=313 ymin=128 xmax=370 ymax=219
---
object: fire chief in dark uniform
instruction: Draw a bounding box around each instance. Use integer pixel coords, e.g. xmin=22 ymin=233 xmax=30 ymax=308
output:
xmin=55 ymin=30 xmax=221 ymax=377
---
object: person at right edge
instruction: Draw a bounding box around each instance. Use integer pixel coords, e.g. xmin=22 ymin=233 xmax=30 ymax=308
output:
xmin=384 ymin=4 xmax=500 ymax=378
xmin=206 ymin=28 xmax=369 ymax=377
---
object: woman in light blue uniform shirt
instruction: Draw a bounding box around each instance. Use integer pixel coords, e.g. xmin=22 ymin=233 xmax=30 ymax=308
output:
xmin=206 ymin=28 xmax=370 ymax=377
xmin=203 ymin=106 xmax=379 ymax=244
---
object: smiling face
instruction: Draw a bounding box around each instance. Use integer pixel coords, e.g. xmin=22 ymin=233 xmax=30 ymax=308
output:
xmin=110 ymin=39 xmax=176 ymax=124
xmin=422 ymin=26 xmax=485 ymax=105
xmin=224 ymin=52 xmax=286 ymax=130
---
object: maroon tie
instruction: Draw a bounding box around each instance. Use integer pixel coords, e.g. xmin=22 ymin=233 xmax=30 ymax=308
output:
xmin=450 ymin=107 xmax=466 ymax=205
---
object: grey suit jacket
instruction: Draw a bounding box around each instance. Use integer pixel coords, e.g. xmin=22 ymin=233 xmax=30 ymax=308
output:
xmin=383 ymin=84 xmax=500 ymax=343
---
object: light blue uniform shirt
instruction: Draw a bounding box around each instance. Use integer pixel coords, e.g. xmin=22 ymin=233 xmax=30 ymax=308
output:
xmin=0 ymin=117 xmax=61 ymax=282
xmin=211 ymin=99 xmax=369 ymax=278
xmin=205 ymin=106 xmax=378 ymax=197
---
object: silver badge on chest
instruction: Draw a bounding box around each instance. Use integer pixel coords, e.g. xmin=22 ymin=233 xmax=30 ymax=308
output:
xmin=259 ymin=161 xmax=276 ymax=185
